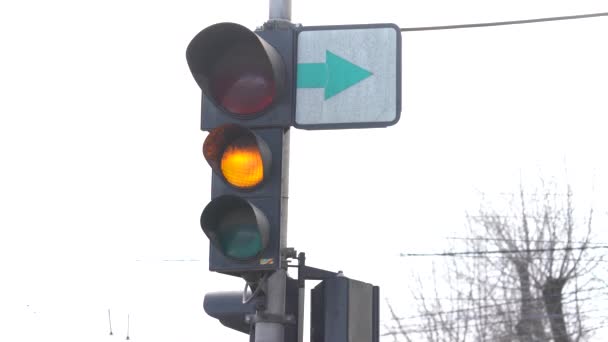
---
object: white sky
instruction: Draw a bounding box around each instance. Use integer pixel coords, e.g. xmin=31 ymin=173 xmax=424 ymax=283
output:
xmin=1 ymin=0 xmax=608 ymax=341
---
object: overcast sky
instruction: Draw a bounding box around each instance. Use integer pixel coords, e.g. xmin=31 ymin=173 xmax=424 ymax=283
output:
xmin=1 ymin=0 xmax=608 ymax=341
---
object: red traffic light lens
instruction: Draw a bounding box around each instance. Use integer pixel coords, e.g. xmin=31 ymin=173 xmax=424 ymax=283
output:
xmin=186 ymin=23 xmax=285 ymax=116
xmin=210 ymin=46 xmax=276 ymax=116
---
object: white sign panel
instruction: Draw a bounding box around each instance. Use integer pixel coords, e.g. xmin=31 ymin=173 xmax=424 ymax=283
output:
xmin=295 ymin=24 xmax=401 ymax=129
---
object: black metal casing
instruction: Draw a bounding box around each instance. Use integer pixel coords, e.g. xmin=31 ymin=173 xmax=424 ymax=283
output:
xmin=204 ymin=276 xmax=299 ymax=340
xmin=311 ymin=277 xmax=379 ymax=342
xmin=187 ymin=22 xmax=294 ymax=276
xmin=207 ymin=128 xmax=289 ymax=276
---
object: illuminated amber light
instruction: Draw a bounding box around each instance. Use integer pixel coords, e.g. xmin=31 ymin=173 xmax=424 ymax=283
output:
xmin=220 ymin=144 xmax=264 ymax=188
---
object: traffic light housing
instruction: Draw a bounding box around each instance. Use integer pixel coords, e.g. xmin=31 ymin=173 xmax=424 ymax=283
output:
xmin=204 ymin=276 xmax=299 ymax=340
xmin=200 ymin=126 xmax=289 ymax=275
xmin=186 ymin=22 xmax=295 ymax=130
xmin=187 ymin=22 xmax=294 ymax=276
xmin=311 ymin=277 xmax=380 ymax=342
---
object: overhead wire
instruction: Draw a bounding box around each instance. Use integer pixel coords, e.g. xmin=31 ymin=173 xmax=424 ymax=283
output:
xmin=400 ymin=11 xmax=608 ymax=32
xmin=408 ymin=254 xmax=608 ymax=263
xmin=384 ymin=313 xmax=608 ymax=333
xmin=387 ymin=288 xmax=608 ymax=323
xmin=384 ymin=301 xmax=608 ymax=329
xmin=384 ymin=311 xmax=608 ymax=333
xmin=405 ymin=286 xmax=608 ymax=304
xmin=384 ymin=320 xmax=608 ymax=338
xmin=446 ymin=236 xmax=608 ymax=246
xmin=400 ymin=245 xmax=608 ymax=257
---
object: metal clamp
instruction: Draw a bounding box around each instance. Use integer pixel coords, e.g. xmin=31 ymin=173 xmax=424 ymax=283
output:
xmin=245 ymin=313 xmax=296 ymax=325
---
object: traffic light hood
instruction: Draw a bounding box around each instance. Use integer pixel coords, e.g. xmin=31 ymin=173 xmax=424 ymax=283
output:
xmin=186 ymin=22 xmax=286 ymax=116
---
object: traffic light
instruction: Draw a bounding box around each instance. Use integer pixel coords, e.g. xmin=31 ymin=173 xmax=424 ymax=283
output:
xmin=311 ymin=277 xmax=379 ymax=342
xmin=186 ymin=22 xmax=295 ymax=276
xmin=203 ymin=276 xmax=299 ymax=339
xmin=186 ymin=22 xmax=295 ymax=130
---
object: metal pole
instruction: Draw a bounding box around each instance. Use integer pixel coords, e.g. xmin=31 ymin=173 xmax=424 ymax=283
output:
xmin=108 ymin=309 xmax=113 ymax=335
xmin=255 ymin=4 xmax=292 ymax=342
xmin=269 ymin=0 xmax=291 ymax=21
xmin=297 ymin=253 xmax=306 ymax=342
xmin=126 ymin=314 xmax=130 ymax=340
xmin=255 ymin=269 xmax=287 ymax=342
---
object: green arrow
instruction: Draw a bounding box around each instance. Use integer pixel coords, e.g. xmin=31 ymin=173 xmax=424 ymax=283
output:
xmin=297 ymin=50 xmax=373 ymax=100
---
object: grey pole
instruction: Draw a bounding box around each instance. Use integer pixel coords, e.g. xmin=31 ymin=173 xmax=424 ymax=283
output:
xmin=255 ymin=4 xmax=291 ymax=342
xmin=297 ymin=285 xmax=305 ymax=342
xmin=255 ymin=269 xmax=287 ymax=342
xmin=269 ymin=0 xmax=291 ymax=22
xmin=108 ymin=309 xmax=113 ymax=335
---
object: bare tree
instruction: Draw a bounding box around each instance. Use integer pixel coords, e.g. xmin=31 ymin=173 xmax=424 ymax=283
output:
xmin=386 ymin=244 xmax=518 ymax=341
xmin=386 ymin=182 xmax=604 ymax=342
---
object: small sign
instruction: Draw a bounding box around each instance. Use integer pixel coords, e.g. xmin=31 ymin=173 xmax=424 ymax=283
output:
xmin=295 ymin=24 xmax=402 ymax=130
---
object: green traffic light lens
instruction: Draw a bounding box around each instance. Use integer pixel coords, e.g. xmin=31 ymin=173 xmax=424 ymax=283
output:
xmin=218 ymin=227 xmax=263 ymax=259
xmin=201 ymin=195 xmax=270 ymax=262
xmin=216 ymin=206 xmax=264 ymax=260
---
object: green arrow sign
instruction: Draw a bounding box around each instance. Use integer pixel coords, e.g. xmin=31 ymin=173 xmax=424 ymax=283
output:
xmin=297 ymin=50 xmax=373 ymax=100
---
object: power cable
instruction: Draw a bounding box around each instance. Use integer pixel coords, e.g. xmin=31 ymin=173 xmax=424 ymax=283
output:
xmin=406 ymin=286 xmax=608 ymax=305
xmin=400 ymin=12 xmax=608 ymax=32
xmin=384 ymin=320 xmax=608 ymax=338
xmin=388 ymin=291 xmax=607 ymax=323
xmin=422 ymin=254 xmax=608 ymax=262
xmin=400 ymin=245 xmax=608 ymax=257
xmin=446 ymin=236 xmax=608 ymax=246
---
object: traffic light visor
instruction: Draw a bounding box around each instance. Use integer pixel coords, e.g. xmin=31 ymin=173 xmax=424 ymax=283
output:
xmin=201 ymin=196 xmax=270 ymax=260
xmin=186 ymin=23 xmax=285 ymax=116
xmin=203 ymin=124 xmax=271 ymax=189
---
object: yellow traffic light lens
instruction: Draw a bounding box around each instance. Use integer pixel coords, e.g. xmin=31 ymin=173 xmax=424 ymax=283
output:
xmin=203 ymin=125 xmax=271 ymax=189
xmin=220 ymin=143 xmax=264 ymax=189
